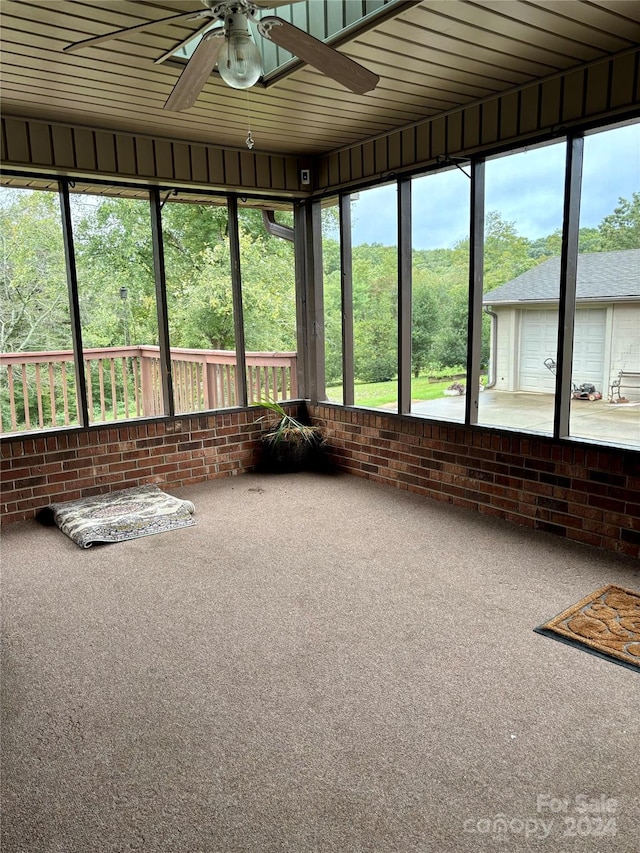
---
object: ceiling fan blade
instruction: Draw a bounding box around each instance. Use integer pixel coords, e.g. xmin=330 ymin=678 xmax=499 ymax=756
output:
xmin=257 ymin=17 xmax=379 ymax=94
xmin=253 ymin=0 xmax=304 ymax=6
xmin=64 ymin=10 xmax=203 ymax=53
xmin=164 ymin=31 xmax=225 ymax=112
xmin=155 ymin=21 xmax=220 ymax=65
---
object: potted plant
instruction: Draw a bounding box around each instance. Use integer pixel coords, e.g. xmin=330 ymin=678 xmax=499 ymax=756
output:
xmin=255 ymin=398 xmax=326 ymax=473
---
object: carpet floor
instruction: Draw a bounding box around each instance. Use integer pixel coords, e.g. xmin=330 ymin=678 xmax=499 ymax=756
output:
xmin=1 ymin=472 xmax=639 ymax=852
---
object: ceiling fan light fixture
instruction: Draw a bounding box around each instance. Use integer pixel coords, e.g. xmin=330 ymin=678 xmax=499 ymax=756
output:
xmin=218 ymin=12 xmax=262 ymax=90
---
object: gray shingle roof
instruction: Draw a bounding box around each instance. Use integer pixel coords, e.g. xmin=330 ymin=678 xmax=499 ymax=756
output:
xmin=483 ymin=249 xmax=640 ymax=304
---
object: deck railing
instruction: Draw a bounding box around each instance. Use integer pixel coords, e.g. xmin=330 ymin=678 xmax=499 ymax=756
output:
xmin=0 ymin=345 xmax=298 ymax=434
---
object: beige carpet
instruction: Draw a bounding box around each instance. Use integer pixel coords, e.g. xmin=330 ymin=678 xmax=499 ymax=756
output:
xmin=536 ymin=584 xmax=640 ymax=670
xmin=2 ymin=472 xmax=640 ymax=852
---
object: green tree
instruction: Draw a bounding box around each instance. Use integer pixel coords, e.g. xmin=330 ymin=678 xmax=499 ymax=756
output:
xmin=411 ymin=273 xmax=439 ymax=377
xmin=598 ymin=192 xmax=640 ymax=250
xmin=72 ymin=195 xmax=157 ymax=348
xmin=352 ymin=244 xmax=397 ymax=383
xmin=239 ymin=225 xmax=297 ymax=352
xmin=483 ymin=211 xmax=536 ymax=292
xmin=0 ymin=188 xmax=70 ymax=353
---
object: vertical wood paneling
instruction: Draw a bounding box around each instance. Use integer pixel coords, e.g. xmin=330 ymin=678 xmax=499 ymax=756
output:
xmin=519 ymin=86 xmax=539 ymax=134
xmin=95 ymin=131 xmax=116 ymax=173
xmin=190 ymin=145 xmax=208 ymax=183
xmin=374 ymin=137 xmax=388 ymax=173
xmin=316 ymin=158 xmax=329 ymax=189
xmin=255 ymin=153 xmax=271 ymax=188
xmin=207 ymin=147 xmax=225 ymax=184
xmin=447 ymin=113 xmax=463 ymax=154
xmin=1 ymin=118 xmax=310 ymax=194
xmin=154 ymin=140 xmax=174 ymax=179
xmin=401 ymin=127 xmax=415 ymax=167
xmin=431 ymin=117 xmax=446 ymax=158
xmin=285 ymin=158 xmax=299 ymax=190
xmin=4 ymin=118 xmax=29 ymax=163
xmin=463 ymin=105 xmax=481 ymax=150
xmin=173 ymin=142 xmax=191 ymax=181
xmin=339 ymin=149 xmax=350 ymax=183
xmin=585 ymin=62 xmax=610 ymax=115
xmin=51 ymin=126 xmax=75 ymax=168
xmin=499 ymin=92 xmax=519 ymax=139
xmin=224 ymin=151 xmax=241 ymax=186
xmin=270 ymin=156 xmax=285 ymax=189
xmin=610 ymin=52 xmax=636 ymax=108
xmin=350 ymin=145 xmax=363 ymax=181
xmin=240 ymin=151 xmax=257 ymax=187
xmin=362 ymin=141 xmax=375 ymax=177
xmin=562 ymin=69 xmax=586 ymax=122
xmin=28 ymin=122 xmax=53 ymax=166
xmin=415 ymin=123 xmax=430 ymax=162
xmin=115 ymin=134 xmax=136 ymax=175
xmin=539 ymin=77 xmax=562 ymax=128
xmin=328 ymin=153 xmax=340 ymax=186
xmin=74 ymin=129 xmax=96 ymax=171
xmin=135 ymin=138 xmax=155 ymax=177
xmin=388 ymin=132 xmax=402 ymax=170
xmin=480 ymin=100 xmax=499 ymax=145
xmin=0 ymin=120 xmax=7 ymax=162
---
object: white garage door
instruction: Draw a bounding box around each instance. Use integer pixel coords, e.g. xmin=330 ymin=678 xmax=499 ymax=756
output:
xmin=573 ymin=308 xmax=607 ymax=389
xmin=519 ymin=308 xmax=606 ymax=393
xmin=519 ymin=310 xmax=558 ymax=392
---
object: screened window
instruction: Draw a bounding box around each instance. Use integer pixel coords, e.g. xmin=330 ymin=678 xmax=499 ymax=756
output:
xmin=0 ymin=186 xmax=77 ymax=433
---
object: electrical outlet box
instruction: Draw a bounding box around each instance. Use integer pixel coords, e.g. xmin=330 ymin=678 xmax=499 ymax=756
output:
xmin=300 ymin=169 xmax=310 ymax=185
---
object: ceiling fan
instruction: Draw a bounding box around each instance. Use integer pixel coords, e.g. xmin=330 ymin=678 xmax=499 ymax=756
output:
xmin=64 ymin=0 xmax=380 ymax=112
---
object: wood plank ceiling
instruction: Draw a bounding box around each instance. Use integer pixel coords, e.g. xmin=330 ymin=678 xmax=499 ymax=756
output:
xmin=1 ymin=0 xmax=640 ymax=157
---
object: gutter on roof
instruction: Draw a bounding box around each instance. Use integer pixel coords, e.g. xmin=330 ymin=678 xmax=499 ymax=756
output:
xmin=484 ymin=296 xmax=640 ymax=308
xmin=262 ymin=210 xmax=294 ymax=242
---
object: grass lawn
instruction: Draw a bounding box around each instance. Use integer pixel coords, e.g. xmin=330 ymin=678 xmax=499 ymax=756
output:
xmin=325 ymin=373 xmax=467 ymax=409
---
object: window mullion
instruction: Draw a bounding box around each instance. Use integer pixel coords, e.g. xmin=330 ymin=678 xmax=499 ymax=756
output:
xmin=340 ymin=194 xmax=355 ymax=407
xmin=466 ymin=159 xmax=485 ymax=425
xmin=150 ymin=188 xmax=174 ymax=417
xmin=554 ymin=135 xmax=584 ymax=439
xmin=228 ymin=196 xmax=248 ymax=408
xmin=398 ymin=177 xmax=412 ymax=415
xmin=58 ymin=179 xmax=89 ymax=428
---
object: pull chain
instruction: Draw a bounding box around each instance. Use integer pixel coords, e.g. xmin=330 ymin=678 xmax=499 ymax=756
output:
xmin=245 ymin=89 xmax=255 ymax=149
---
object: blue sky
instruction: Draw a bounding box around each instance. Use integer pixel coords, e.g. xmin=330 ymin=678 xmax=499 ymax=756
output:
xmin=351 ymin=121 xmax=639 ymax=249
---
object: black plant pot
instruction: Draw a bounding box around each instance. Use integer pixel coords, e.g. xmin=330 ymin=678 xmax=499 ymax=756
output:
xmin=258 ymin=433 xmax=326 ymax=474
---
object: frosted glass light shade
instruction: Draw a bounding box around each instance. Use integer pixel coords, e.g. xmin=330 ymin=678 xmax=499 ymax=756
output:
xmin=218 ymin=14 xmax=262 ymax=90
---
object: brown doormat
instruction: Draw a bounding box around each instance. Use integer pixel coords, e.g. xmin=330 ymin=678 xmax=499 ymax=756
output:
xmin=535 ymin=584 xmax=640 ymax=671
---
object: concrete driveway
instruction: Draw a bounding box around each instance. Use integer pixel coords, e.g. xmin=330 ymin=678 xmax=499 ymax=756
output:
xmin=409 ymin=390 xmax=640 ymax=448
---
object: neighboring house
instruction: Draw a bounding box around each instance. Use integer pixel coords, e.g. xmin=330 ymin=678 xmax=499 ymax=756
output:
xmin=483 ymin=249 xmax=640 ymax=397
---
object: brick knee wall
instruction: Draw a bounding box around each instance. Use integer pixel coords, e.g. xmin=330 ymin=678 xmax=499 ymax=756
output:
xmin=0 ymin=408 xmax=285 ymax=524
xmin=308 ymin=404 xmax=640 ymax=558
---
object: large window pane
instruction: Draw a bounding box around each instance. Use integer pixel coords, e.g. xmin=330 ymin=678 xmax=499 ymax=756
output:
xmin=162 ymin=198 xmax=236 ymax=413
xmin=411 ymin=167 xmax=470 ymax=422
xmin=239 ymin=205 xmax=297 ymax=403
xmin=351 ymin=184 xmax=398 ymax=411
xmin=0 ymin=186 xmax=78 ymax=434
xmin=71 ymin=191 xmax=159 ymax=424
xmin=481 ymin=142 xmax=566 ymax=433
xmin=570 ymin=123 xmax=640 ymax=448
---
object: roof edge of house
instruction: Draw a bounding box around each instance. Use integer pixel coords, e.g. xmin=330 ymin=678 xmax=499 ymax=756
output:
xmin=484 ymin=296 xmax=640 ymax=306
